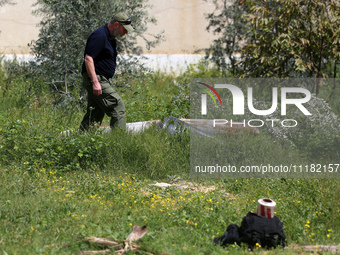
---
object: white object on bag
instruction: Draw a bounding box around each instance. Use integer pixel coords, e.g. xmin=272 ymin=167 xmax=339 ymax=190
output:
xmin=257 ymin=198 xmax=276 ymax=218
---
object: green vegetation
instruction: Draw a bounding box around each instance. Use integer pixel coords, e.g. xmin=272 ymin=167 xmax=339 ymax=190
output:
xmin=1 ymin=1 xmax=339 ymax=254
xmin=0 ymin=60 xmax=339 ymax=254
xmin=204 ymin=0 xmax=340 ymax=94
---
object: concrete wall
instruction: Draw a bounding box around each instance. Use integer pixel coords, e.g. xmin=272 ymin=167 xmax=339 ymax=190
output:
xmin=0 ymin=0 xmax=217 ymax=55
xmin=142 ymin=0 xmax=217 ymax=54
xmin=0 ymin=0 xmax=40 ymax=54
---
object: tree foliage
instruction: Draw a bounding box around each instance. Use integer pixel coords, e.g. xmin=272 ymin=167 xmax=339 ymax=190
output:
xmin=205 ymin=0 xmax=340 ymax=89
xmin=30 ymin=0 xmax=163 ymax=93
xmin=238 ymin=0 xmax=340 ymax=82
xmin=204 ymin=0 xmax=251 ymax=75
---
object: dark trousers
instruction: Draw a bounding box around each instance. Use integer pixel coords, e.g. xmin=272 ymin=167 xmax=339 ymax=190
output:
xmin=80 ymin=74 xmax=126 ymax=131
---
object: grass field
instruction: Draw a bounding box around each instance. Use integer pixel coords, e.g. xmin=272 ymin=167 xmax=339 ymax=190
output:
xmin=0 ymin=62 xmax=339 ymax=254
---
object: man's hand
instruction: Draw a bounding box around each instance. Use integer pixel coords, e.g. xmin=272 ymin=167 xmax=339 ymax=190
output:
xmin=92 ymin=80 xmax=102 ymax=96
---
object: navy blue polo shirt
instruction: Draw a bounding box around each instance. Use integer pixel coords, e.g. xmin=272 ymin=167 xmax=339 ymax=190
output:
xmin=81 ymin=24 xmax=117 ymax=79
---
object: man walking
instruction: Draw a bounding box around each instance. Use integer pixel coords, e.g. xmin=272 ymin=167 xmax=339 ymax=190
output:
xmin=80 ymin=13 xmax=134 ymax=131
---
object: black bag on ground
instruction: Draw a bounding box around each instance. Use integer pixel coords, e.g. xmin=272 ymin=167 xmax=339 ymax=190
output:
xmin=214 ymin=212 xmax=286 ymax=250
xmin=239 ymin=212 xmax=286 ymax=249
xmin=213 ymin=224 xmax=241 ymax=247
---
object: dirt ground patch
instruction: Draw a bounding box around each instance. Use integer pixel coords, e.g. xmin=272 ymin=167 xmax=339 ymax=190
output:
xmin=150 ymin=181 xmax=234 ymax=199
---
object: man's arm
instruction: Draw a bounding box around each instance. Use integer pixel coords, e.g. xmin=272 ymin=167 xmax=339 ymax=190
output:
xmin=84 ymin=54 xmax=102 ymax=96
